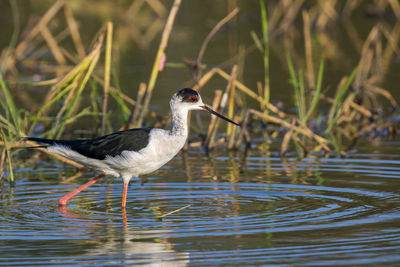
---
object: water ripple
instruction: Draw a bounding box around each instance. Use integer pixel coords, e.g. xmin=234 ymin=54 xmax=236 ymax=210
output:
xmin=1 ymin=152 xmax=400 ymax=265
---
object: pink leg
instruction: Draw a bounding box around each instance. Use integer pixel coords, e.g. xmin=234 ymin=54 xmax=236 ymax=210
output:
xmin=122 ymin=182 xmax=128 ymax=208
xmin=122 ymin=207 xmax=128 ymax=229
xmin=58 ymin=173 xmax=106 ymax=206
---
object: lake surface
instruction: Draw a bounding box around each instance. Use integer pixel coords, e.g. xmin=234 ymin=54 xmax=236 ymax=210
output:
xmin=1 ymin=0 xmax=400 ymax=265
xmin=1 ymin=139 xmax=400 ymax=266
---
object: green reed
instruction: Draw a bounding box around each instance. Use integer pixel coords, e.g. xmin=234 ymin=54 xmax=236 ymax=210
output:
xmin=259 ymin=0 xmax=270 ymax=115
xmin=0 ymin=130 xmax=14 ymax=183
xmin=325 ymin=66 xmax=358 ymax=134
xmin=0 ymin=75 xmax=21 ymax=139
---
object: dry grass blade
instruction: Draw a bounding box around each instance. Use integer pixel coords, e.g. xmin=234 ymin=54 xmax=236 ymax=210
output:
xmin=90 ymin=72 xmax=136 ymax=107
xmin=317 ymin=92 xmax=372 ymax=117
xmin=228 ymin=115 xmax=240 ymax=149
xmin=257 ymin=81 xmax=266 ymax=111
xmin=193 ymin=67 xmax=218 ymax=91
xmin=157 ymin=204 xmax=191 ymax=218
xmin=61 ymin=171 xmax=84 ymax=184
xmin=137 ymin=0 xmax=182 ymax=127
xmin=14 ymin=0 xmax=64 ymax=59
xmin=291 ymin=133 xmax=308 ymax=156
xmin=127 ymin=82 xmax=147 ymax=129
xmin=147 ymin=0 xmax=168 ymax=16
xmin=0 ymin=0 xmax=20 ymax=73
xmin=302 ymin=10 xmax=315 ymax=89
xmin=235 ymin=110 xmax=250 ymax=149
xmin=33 ymin=73 xmax=80 ymax=131
xmin=379 ymin=24 xmax=400 ymax=82
xmin=249 ymin=109 xmax=330 ymax=151
xmin=196 ymin=8 xmax=239 ymax=79
xmin=342 ymin=0 xmax=362 ymax=17
xmin=43 ymin=51 xmax=96 ymax=105
xmin=380 ymin=24 xmax=400 ymax=58
xmin=275 ymin=0 xmax=305 ymax=34
xmin=194 ymin=67 xmax=288 ymax=118
xmin=38 ymin=23 xmax=66 ymax=65
xmin=217 ymin=68 xmax=288 ymax=117
xmin=52 ymin=69 xmax=86 ymax=132
xmin=316 ymin=0 xmax=338 ymax=29
xmin=0 ymin=131 xmax=14 ymax=182
xmin=226 ymin=65 xmax=238 ymax=137
xmin=205 ymin=68 xmax=239 ymax=149
xmin=205 ymin=90 xmax=223 ymax=148
xmin=102 ymin=22 xmax=113 ymax=135
xmin=280 ymin=119 xmax=308 ymax=156
xmin=280 ymin=122 xmax=294 ymax=156
xmin=365 ymin=84 xmax=398 ymax=108
xmin=52 ymin=31 xmax=105 ymax=138
xmin=0 ymin=146 xmax=6 ymax=180
xmin=389 ymin=0 xmax=400 ymax=19
xmin=64 ymin=2 xmax=86 ymax=59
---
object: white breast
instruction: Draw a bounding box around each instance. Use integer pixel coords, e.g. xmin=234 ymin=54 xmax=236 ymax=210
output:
xmin=103 ymin=128 xmax=187 ymax=180
xmin=46 ymin=129 xmax=188 ymax=184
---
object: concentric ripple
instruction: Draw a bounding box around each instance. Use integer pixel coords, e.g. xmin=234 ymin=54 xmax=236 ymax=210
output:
xmin=1 ymin=148 xmax=400 ymax=265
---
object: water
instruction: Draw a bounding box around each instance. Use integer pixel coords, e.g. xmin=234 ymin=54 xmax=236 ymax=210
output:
xmin=1 ymin=140 xmax=400 ymax=266
xmin=1 ymin=0 xmax=400 ymax=265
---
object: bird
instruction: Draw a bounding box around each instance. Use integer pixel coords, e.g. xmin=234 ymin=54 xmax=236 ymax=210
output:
xmin=26 ymin=88 xmax=239 ymax=209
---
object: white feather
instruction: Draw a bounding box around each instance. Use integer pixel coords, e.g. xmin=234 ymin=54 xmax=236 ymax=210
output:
xmin=46 ymin=92 xmax=202 ymax=184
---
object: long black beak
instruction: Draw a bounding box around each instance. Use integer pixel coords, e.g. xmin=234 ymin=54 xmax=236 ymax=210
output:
xmin=201 ymin=105 xmax=240 ymax=126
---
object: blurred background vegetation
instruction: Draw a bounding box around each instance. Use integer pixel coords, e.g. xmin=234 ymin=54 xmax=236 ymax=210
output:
xmin=0 ymin=0 xmax=399 ymax=180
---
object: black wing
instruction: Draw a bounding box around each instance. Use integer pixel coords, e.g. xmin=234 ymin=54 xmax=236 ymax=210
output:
xmin=26 ymin=128 xmax=152 ymax=160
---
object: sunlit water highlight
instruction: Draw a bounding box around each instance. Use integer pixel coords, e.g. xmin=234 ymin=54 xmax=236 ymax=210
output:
xmin=1 ymin=142 xmax=400 ymax=266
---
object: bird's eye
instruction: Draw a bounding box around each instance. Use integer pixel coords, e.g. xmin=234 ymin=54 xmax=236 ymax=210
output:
xmin=190 ymin=96 xmax=198 ymax=102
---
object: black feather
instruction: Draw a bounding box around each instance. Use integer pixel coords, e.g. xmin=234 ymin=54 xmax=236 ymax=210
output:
xmin=26 ymin=128 xmax=151 ymax=160
xmin=176 ymin=88 xmax=199 ymax=102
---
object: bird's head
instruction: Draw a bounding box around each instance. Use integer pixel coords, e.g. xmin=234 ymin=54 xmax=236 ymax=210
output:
xmin=170 ymin=88 xmax=239 ymax=126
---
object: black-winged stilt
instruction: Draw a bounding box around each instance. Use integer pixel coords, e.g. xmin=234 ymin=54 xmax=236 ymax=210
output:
xmin=27 ymin=88 xmax=239 ymax=208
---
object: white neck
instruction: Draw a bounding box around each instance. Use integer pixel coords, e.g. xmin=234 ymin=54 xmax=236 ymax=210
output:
xmin=170 ymin=106 xmax=189 ymax=136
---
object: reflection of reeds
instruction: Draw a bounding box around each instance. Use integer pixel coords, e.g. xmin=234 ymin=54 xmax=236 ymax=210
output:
xmin=0 ymin=131 xmax=14 ymax=182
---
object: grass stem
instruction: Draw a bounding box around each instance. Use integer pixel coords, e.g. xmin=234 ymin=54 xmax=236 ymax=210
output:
xmin=137 ymin=0 xmax=182 ymax=127
xmin=102 ymin=22 xmax=113 ymax=135
xmin=259 ymin=0 xmax=270 ymax=114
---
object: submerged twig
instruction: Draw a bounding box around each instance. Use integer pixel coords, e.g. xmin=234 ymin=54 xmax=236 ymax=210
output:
xmin=157 ymin=204 xmax=192 ymax=218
